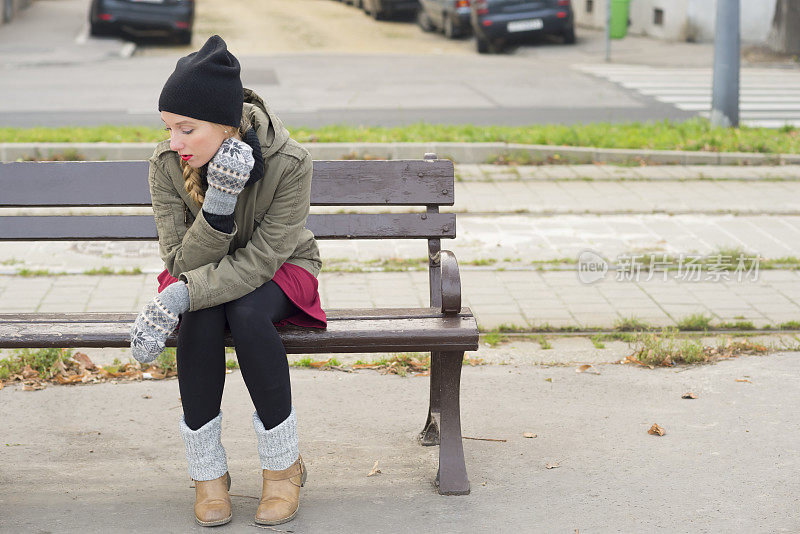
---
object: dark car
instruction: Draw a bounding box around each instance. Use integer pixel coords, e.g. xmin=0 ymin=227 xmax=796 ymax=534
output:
xmin=470 ymin=0 xmax=574 ymax=53
xmin=362 ymin=0 xmax=419 ymax=20
xmin=89 ymin=0 xmax=194 ymax=44
xmin=417 ymin=0 xmax=472 ymax=39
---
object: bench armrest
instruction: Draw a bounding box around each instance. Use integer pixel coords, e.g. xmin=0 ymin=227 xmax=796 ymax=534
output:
xmin=440 ymin=249 xmax=462 ymax=315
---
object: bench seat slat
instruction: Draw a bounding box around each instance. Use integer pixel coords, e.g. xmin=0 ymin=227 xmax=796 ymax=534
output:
xmin=0 ymin=213 xmax=456 ymax=240
xmin=0 ymin=308 xmax=471 ymax=322
xmin=0 ymin=308 xmax=479 ymax=353
xmin=0 ymin=160 xmax=455 ymax=207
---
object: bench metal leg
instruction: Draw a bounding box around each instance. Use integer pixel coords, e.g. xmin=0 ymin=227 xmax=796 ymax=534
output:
xmin=435 ymin=350 xmax=470 ymax=495
xmin=418 ymin=350 xmax=442 ymax=446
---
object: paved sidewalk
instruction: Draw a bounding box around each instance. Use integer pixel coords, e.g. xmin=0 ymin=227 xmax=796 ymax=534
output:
xmin=3 ymin=209 xmax=798 ymax=274
xmin=4 ymin=165 xmax=800 ymax=268
xmin=1 ymin=164 xmax=799 ymax=330
xmin=462 ymin=163 xmax=800 ymax=181
xmin=2 ymin=352 xmax=800 ymax=532
xmin=0 ymin=270 xmax=799 ymax=331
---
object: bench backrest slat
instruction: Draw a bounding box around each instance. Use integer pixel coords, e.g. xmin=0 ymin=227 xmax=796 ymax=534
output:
xmin=2 ymin=157 xmax=455 ymax=310
xmin=0 ymin=160 xmax=454 ymax=207
xmin=0 ymin=213 xmax=456 ymax=240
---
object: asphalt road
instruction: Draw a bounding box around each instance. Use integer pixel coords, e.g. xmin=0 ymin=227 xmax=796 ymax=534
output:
xmin=0 ymin=0 xmax=705 ymax=128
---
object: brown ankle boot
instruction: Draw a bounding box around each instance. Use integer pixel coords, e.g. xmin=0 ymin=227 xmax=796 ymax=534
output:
xmin=255 ymin=455 xmax=307 ymax=525
xmin=194 ymin=471 xmax=232 ymax=527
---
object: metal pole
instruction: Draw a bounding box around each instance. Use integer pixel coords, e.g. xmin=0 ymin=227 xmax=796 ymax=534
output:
xmin=710 ymin=0 xmax=741 ymax=127
xmin=605 ymin=0 xmax=611 ymax=62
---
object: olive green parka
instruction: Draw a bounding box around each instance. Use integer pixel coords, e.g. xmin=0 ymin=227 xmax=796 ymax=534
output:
xmin=147 ymin=87 xmax=321 ymax=312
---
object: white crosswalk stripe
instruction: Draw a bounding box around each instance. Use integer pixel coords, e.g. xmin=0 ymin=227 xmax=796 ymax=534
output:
xmin=575 ymin=64 xmax=800 ymax=128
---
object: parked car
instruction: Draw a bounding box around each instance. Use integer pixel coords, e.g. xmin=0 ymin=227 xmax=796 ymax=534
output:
xmin=89 ymin=0 xmax=194 ymax=44
xmin=417 ymin=0 xmax=472 ymax=39
xmin=362 ymin=0 xmax=419 ymax=20
xmin=470 ymin=0 xmax=574 ymax=53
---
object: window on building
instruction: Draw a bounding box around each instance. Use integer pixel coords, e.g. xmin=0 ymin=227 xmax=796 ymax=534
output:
xmin=654 ymin=8 xmax=664 ymax=25
xmin=586 ymin=0 xmax=593 ymax=13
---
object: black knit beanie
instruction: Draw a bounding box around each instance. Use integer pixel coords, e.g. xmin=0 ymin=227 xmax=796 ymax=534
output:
xmin=158 ymin=35 xmax=243 ymax=128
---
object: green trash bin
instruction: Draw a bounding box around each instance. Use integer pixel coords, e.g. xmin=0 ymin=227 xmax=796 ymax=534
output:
xmin=610 ymin=0 xmax=630 ymax=39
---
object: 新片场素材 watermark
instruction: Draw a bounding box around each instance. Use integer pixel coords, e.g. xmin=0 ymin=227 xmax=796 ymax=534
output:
xmin=577 ymin=249 xmax=760 ymax=284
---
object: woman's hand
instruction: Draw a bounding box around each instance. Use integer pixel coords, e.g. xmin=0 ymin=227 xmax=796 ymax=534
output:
xmin=203 ymin=137 xmax=255 ymax=215
xmin=130 ymin=281 xmax=190 ymax=363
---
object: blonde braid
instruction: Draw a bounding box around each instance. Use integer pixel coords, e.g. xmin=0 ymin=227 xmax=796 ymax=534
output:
xmin=179 ymin=113 xmax=253 ymax=206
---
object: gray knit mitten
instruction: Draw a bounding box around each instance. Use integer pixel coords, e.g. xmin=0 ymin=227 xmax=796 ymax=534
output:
xmin=180 ymin=410 xmax=229 ymax=481
xmin=130 ymin=281 xmax=190 ymax=364
xmin=253 ymin=407 xmax=300 ymax=471
xmin=203 ymin=137 xmax=255 ymax=215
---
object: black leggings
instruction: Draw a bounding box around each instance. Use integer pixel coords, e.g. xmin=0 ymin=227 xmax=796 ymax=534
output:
xmin=176 ymin=280 xmax=300 ymax=431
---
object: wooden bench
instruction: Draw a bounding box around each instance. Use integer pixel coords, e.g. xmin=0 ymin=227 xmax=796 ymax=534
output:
xmin=0 ymin=153 xmax=478 ymax=495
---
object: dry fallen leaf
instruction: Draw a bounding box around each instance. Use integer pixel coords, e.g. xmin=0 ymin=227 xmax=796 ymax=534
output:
xmin=523 ymin=432 xmax=537 ymax=439
xmin=576 ymin=364 xmax=599 ymax=374
xmin=22 ymin=381 xmax=45 ymax=391
xmin=682 ymin=392 xmax=698 ymax=399
xmin=367 ymin=460 xmax=381 ymax=477
xmin=310 ymin=359 xmax=332 ymax=369
xmin=54 ymin=373 xmax=77 ymax=384
xmin=53 ymin=374 xmax=69 ymax=385
xmin=545 ymin=462 xmax=560 ymax=469
xmin=148 ymin=368 xmax=166 ymax=380
xmin=141 ymin=394 xmax=152 ymax=399
xmin=648 ymin=423 xmax=666 ymax=436
xmin=735 ymin=378 xmax=752 ymax=383
xmin=621 ymin=355 xmax=649 ymax=367
xmin=72 ymin=352 xmax=97 ymax=371
xmin=21 ymin=365 xmax=39 ymax=379
xmin=408 ymin=357 xmax=425 ymax=370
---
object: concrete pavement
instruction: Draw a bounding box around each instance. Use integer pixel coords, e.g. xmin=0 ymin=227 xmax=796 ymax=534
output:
xmin=2 ymin=352 xmax=800 ymax=532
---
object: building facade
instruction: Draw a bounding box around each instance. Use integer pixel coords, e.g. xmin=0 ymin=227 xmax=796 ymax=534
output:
xmin=575 ymin=0 xmax=778 ymax=44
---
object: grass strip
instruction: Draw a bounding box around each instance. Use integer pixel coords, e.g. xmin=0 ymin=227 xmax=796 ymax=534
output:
xmin=2 ymin=119 xmax=798 ymax=154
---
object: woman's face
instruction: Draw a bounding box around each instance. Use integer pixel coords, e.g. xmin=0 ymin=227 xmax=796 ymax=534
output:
xmin=160 ymin=111 xmax=233 ymax=168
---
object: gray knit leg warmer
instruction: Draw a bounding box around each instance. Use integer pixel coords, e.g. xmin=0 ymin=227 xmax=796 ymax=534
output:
xmin=179 ymin=410 xmax=228 ymax=481
xmin=253 ymin=406 xmax=300 ymax=471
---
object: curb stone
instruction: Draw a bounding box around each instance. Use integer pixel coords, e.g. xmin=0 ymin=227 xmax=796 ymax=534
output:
xmin=1 ymin=142 xmax=799 ymax=165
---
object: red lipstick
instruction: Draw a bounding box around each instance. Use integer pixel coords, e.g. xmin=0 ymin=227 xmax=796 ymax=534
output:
xmin=181 ymin=154 xmax=193 ymax=161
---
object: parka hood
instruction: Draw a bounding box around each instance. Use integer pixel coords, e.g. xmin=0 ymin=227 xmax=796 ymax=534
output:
xmin=238 ymin=87 xmax=291 ymax=188
xmin=243 ymin=87 xmax=290 ymax=161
